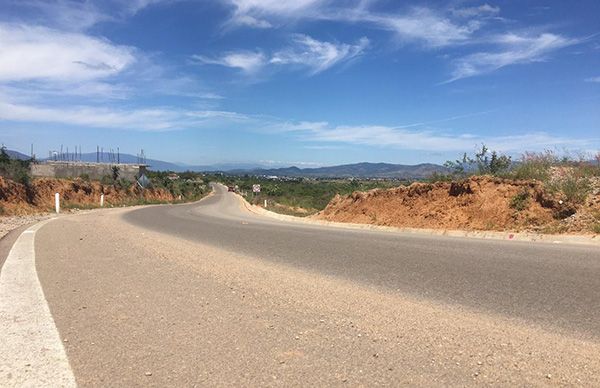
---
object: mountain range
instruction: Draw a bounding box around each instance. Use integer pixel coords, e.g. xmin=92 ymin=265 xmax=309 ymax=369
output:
xmin=5 ymin=149 xmax=446 ymax=178
xmin=227 ymin=162 xmax=448 ymax=179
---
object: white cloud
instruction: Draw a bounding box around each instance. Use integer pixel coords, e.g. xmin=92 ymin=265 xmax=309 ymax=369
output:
xmin=0 ymin=94 xmax=250 ymax=131
xmin=282 ymin=121 xmax=596 ymax=153
xmin=226 ymin=2 xmax=482 ymax=48
xmin=355 ymin=7 xmax=479 ymax=48
xmin=271 ymin=35 xmax=369 ymax=74
xmin=193 ymin=51 xmax=267 ymax=74
xmin=227 ymin=0 xmax=322 ymax=27
xmin=447 ymin=33 xmax=577 ymax=82
xmin=0 ymin=23 xmax=136 ymax=83
xmin=3 ymin=0 xmax=171 ymax=30
xmin=195 ymin=35 xmax=368 ymax=76
xmin=585 ymin=76 xmax=600 ymax=83
xmin=0 ymin=98 xmax=179 ymax=131
xmin=452 ymin=4 xmax=500 ymax=18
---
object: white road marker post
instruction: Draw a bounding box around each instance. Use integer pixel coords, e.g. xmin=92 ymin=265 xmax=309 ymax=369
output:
xmin=264 ymin=199 xmax=267 ymax=208
xmin=54 ymin=193 xmax=60 ymax=214
xmin=100 ymin=194 xmax=104 ymax=207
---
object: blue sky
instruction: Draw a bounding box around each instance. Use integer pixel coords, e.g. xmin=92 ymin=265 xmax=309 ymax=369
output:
xmin=0 ymin=0 xmax=599 ymax=167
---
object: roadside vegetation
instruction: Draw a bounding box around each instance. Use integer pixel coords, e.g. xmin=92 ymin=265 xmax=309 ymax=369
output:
xmin=219 ymin=175 xmax=406 ymax=216
xmin=438 ymin=145 xmax=600 ymax=208
xmin=0 ymin=149 xmax=211 ymax=215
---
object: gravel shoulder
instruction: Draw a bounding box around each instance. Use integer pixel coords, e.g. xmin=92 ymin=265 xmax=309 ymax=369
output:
xmin=34 ymin=208 xmax=600 ymax=386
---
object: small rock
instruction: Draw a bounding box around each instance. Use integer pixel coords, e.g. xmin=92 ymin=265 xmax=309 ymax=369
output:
xmin=145 ymin=372 xmax=152 ymax=376
xmin=546 ymin=374 xmax=552 ymax=379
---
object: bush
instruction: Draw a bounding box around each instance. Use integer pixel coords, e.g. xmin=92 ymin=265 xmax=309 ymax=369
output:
xmin=512 ymin=151 xmax=557 ymax=181
xmin=0 ymin=147 xmax=31 ymax=185
xmin=117 ymin=178 xmax=132 ymax=190
xmin=549 ymin=176 xmax=591 ymax=206
xmin=445 ymin=144 xmax=511 ymax=177
xmin=510 ymin=190 xmax=530 ymax=211
xmin=100 ymin=175 xmax=114 ymax=185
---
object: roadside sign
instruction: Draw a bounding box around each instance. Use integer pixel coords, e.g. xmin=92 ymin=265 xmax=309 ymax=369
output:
xmin=252 ymin=184 xmax=261 ymax=193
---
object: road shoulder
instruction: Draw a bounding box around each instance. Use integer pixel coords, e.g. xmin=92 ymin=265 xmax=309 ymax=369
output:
xmin=236 ymin=193 xmax=600 ymax=247
xmin=0 ymin=219 xmax=76 ymax=387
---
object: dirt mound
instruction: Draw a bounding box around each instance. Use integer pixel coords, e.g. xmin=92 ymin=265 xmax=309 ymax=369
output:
xmin=314 ymin=176 xmax=595 ymax=233
xmin=0 ymin=177 xmax=176 ymax=216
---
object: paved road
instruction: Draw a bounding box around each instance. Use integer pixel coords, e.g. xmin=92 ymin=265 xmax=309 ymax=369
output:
xmin=125 ymin=183 xmax=600 ymax=339
xmin=4 ymin=183 xmax=600 ymax=386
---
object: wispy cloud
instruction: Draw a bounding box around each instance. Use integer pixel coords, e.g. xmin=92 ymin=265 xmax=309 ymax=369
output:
xmin=194 ymin=34 xmax=368 ymax=76
xmin=3 ymin=0 xmax=171 ymax=31
xmin=352 ymin=7 xmax=480 ymax=48
xmin=282 ymin=121 xmax=598 ymax=153
xmin=225 ymin=2 xmax=485 ymax=48
xmin=0 ymin=94 xmax=250 ymax=131
xmin=585 ymin=76 xmax=600 ymax=83
xmin=192 ymin=51 xmax=267 ymax=74
xmin=226 ymin=0 xmax=323 ymax=28
xmin=451 ymin=4 xmax=500 ymax=18
xmin=446 ymin=32 xmax=577 ymax=82
xmin=270 ymin=35 xmax=369 ymax=74
xmin=0 ymin=23 xmax=135 ymax=83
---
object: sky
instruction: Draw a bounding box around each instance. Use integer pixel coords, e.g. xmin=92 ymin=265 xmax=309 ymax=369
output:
xmin=0 ymin=0 xmax=599 ymax=167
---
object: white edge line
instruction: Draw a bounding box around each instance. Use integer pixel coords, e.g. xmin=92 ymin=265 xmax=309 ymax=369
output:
xmin=0 ymin=218 xmax=77 ymax=387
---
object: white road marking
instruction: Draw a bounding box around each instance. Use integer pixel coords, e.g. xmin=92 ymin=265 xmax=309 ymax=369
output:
xmin=0 ymin=220 xmax=77 ymax=387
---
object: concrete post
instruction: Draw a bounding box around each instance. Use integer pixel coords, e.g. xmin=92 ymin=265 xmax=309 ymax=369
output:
xmin=55 ymin=193 xmax=60 ymax=214
xmin=100 ymin=194 xmax=104 ymax=207
xmin=264 ymin=199 xmax=267 ymax=208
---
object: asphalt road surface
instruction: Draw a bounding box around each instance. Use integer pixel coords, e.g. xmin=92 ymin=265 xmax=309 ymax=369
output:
xmin=4 ymin=183 xmax=600 ymax=386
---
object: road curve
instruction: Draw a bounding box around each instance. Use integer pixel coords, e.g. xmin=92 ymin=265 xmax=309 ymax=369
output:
xmin=14 ymin=182 xmax=600 ymax=386
xmin=124 ymin=183 xmax=600 ymax=339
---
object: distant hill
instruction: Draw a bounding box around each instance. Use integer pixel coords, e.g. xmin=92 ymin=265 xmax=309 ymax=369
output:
xmin=228 ymin=162 xmax=448 ymax=179
xmin=6 ymin=148 xmax=447 ymax=178
xmin=5 ymin=149 xmax=31 ymax=160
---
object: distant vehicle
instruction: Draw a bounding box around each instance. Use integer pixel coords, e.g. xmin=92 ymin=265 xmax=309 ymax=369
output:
xmin=227 ymin=186 xmax=235 ymax=192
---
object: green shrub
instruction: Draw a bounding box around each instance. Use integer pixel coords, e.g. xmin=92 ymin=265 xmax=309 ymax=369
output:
xmin=0 ymin=147 xmax=31 ymax=185
xmin=548 ymin=176 xmax=591 ymax=206
xmin=510 ymin=190 xmax=530 ymax=211
xmin=445 ymin=144 xmax=511 ymax=177
xmin=117 ymin=178 xmax=132 ymax=190
xmin=100 ymin=175 xmax=113 ymax=185
xmin=511 ymin=151 xmax=558 ymax=182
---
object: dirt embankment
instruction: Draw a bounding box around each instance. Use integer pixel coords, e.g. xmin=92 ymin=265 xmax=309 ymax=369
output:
xmin=314 ymin=176 xmax=600 ymax=234
xmin=0 ymin=177 xmax=175 ymax=216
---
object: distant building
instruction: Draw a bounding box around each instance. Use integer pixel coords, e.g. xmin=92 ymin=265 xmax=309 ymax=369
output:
xmin=30 ymin=161 xmax=147 ymax=181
